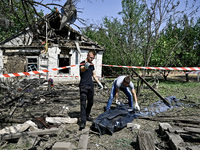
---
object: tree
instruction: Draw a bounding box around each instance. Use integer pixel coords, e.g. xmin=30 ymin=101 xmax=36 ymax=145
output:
xmin=82 ymin=0 xmax=200 ymax=96
xmin=0 ymin=0 xmax=81 ymax=42
xmin=0 ymin=0 xmax=44 ymax=41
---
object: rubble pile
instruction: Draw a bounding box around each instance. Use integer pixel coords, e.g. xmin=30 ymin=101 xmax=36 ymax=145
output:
xmin=0 ymin=78 xmax=82 ymax=149
xmin=0 ymin=78 xmax=199 ymax=149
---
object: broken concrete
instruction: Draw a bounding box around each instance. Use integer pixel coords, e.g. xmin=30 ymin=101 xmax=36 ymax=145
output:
xmin=78 ymin=128 xmax=90 ymax=150
xmin=52 ymin=142 xmax=74 ymax=150
xmin=166 ymin=131 xmax=184 ymax=150
xmin=159 ymin=122 xmax=172 ymax=135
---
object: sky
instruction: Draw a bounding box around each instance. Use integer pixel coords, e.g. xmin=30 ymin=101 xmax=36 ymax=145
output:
xmin=36 ymin=0 xmax=200 ymax=31
xmin=75 ymin=0 xmax=122 ymax=27
xmin=36 ymin=0 xmax=122 ymax=30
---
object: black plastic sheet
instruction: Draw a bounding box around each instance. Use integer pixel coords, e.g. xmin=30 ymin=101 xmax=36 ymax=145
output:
xmin=92 ymin=105 xmax=135 ymax=135
xmin=92 ymin=96 xmax=184 ymax=135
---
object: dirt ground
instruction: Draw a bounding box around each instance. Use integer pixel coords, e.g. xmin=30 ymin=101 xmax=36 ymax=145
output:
xmin=0 ymin=74 xmax=200 ymax=149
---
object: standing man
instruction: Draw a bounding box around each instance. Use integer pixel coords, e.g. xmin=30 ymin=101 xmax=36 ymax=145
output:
xmin=106 ymin=75 xmax=140 ymax=111
xmin=79 ymin=50 xmax=103 ymax=130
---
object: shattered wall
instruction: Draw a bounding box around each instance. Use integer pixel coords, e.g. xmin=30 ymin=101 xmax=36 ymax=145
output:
xmin=3 ymin=55 xmax=26 ymax=73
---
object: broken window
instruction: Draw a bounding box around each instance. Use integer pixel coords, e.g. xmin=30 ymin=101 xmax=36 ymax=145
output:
xmin=26 ymin=56 xmax=38 ymax=72
xmin=58 ymin=54 xmax=69 ymax=73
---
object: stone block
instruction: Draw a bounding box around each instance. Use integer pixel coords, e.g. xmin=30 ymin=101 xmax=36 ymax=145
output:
xmin=52 ymin=142 xmax=72 ymax=150
xmin=78 ymin=134 xmax=89 ymax=150
xmin=159 ymin=122 xmax=172 ymax=135
xmin=127 ymin=123 xmax=140 ymax=129
xmin=166 ymin=131 xmax=184 ymax=150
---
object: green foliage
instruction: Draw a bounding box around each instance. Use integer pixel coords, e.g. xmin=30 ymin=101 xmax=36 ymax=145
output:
xmin=151 ymin=15 xmax=200 ymax=68
xmin=82 ymin=0 xmax=200 ymax=76
xmin=115 ymin=138 xmax=132 ymax=149
xmin=0 ymin=0 xmax=44 ymax=42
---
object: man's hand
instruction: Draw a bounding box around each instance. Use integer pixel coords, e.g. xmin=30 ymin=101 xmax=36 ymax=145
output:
xmin=98 ymin=82 xmax=103 ymax=89
xmin=84 ymin=62 xmax=90 ymax=69
xmin=135 ymin=102 xmax=140 ymax=111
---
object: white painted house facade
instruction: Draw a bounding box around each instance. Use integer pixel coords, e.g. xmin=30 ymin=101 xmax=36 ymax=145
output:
xmin=0 ymin=12 xmax=104 ymax=83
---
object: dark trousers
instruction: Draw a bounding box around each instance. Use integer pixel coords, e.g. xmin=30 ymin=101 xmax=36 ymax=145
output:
xmin=79 ymin=85 xmax=94 ymax=124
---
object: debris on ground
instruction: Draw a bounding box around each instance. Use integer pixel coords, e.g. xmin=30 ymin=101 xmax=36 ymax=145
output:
xmin=0 ymin=78 xmax=199 ymax=149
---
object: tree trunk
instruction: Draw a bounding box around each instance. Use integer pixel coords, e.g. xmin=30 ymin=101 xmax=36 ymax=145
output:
xmin=137 ymin=79 xmax=144 ymax=97
xmin=185 ymin=73 xmax=189 ymax=82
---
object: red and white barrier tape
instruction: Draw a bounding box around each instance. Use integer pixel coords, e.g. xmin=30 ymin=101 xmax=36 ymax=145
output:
xmin=1 ymin=64 xmax=200 ymax=78
xmin=0 ymin=65 xmax=76 ymax=78
xmin=160 ymin=71 xmax=196 ymax=75
xmin=102 ymin=64 xmax=200 ymax=71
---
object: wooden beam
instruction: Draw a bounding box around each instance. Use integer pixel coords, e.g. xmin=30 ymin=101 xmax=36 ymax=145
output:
xmin=0 ymin=128 xmax=59 ymax=140
xmin=133 ymin=69 xmax=171 ymax=106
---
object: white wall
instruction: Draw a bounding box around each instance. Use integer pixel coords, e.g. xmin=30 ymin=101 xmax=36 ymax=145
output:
xmin=48 ymin=47 xmax=60 ymax=75
xmin=50 ymin=48 xmax=103 ymax=83
xmin=70 ymin=49 xmax=80 ymax=78
xmin=0 ymin=46 xmax=103 ymax=83
xmin=95 ymin=51 xmax=103 ymax=78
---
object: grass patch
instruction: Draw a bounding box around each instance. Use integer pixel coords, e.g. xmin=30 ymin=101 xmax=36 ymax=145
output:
xmin=115 ymin=138 xmax=133 ymax=149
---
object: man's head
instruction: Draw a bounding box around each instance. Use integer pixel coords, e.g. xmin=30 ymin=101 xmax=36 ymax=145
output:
xmin=87 ymin=50 xmax=96 ymax=63
xmin=123 ymin=76 xmax=130 ymax=87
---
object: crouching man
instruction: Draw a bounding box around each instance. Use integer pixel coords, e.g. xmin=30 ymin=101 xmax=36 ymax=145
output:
xmin=106 ymin=75 xmax=140 ymax=111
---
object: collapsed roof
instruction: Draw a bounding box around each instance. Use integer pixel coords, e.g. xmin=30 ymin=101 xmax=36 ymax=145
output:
xmin=0 ymin=0 xmax=104 ymax=51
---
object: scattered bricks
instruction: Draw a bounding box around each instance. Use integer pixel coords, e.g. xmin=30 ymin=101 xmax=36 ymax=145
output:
xmin=52 ymin=142 xmax=73 ymax=150
xmin=78 ymin=134 xmax=89 ymax=150
xmin=166 ymin=131 xmax=184 ymax=150
xmin=159 ymin=122 xmax=172 ymax=135
xmin=78 ymin=128 xmax=90 ymax=150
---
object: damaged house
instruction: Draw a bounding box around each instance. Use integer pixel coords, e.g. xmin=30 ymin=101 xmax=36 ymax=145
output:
xmin=0 ymin=5 xmax=104 ymax=83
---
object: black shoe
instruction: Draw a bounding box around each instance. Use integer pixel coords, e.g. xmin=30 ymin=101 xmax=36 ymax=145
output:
xmin=87 ymin=116 xmax=93 ymax=122
xmin=79 ymin=122 xmax=85 ymax=130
